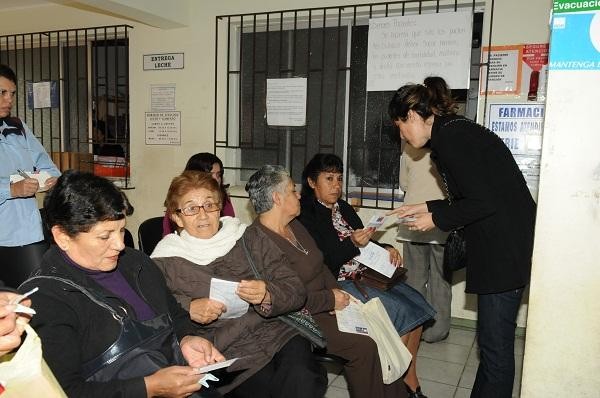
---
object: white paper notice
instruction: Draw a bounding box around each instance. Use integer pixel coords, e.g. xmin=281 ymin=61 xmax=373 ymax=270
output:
xmin=209 ymin=278 xmax=249 ymax=319
xmin=196 ymin=357 xmax=239 ymax=374
xmin=266 ymin=78 xmax=307 ymax=126
xmin=150 ymin=84 xmax=176 ymax=111
xmin=145 ymin=112 xmax=181 ymax=145
xmin=480 ymin=46 xmax=522 ymax=95
xmin=9 ymin=171 xmax=53 ymax=192
xmin=336 ymin=301 xmax=369 ymax=335
xmin=355 ymin=242 xmax=396 ymax=278
xmin=32 ymin=81 xmax=51 ymax=108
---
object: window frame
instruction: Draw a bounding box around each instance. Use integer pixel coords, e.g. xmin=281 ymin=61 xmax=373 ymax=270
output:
xmin=214 ymin=1 xmax=486 ymax=209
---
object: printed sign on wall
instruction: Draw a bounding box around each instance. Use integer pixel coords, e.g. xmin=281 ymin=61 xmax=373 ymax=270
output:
xmin=549 ymin=3 xmax=600 ymax=70
xmin=266 ymin=78 xmax=307 ymax=127
xmin=145 ymin=112 xmax=181 ymax=145
xmin=521 ymin=43 xmax=549 ymax=101
xmin=487 ymin=103 xmax=545 ymax=198
xmin=143 ymin=53 xmax=184 ymax=70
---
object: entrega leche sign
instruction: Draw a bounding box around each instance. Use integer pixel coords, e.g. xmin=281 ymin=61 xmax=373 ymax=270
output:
xmin=143 ymin=53 xmax=184 ymax=70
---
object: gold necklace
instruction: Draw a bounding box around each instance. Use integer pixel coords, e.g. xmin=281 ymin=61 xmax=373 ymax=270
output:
xmin=284 ymin=227 xmax=309 ymax=255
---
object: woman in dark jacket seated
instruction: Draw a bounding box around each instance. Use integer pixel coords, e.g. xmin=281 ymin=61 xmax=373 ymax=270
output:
xmin=298 ymin=153 xmax=435 ymax=398
xmin=151 ymin=171 xmax=326 ymax=398
xmin=21 ymin=171 xmax=224 ymax=398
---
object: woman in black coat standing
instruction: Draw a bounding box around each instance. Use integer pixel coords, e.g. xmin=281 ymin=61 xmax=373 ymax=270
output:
xmin=387 ymin=77 xmax=536 ymax=398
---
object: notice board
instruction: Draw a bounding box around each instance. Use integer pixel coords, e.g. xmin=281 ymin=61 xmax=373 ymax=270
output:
xmin=366 ymin=11 xmax=473 ymax=91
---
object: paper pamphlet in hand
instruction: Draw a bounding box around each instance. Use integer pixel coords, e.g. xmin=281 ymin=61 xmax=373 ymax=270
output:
xmin=336 ymin=301 xmax=370 ymax=335
xmin=396 ymin=216 xmax=416 ymax=224
xmin=9 ymin=171 xmax=53 ymax=192
xmin=198 ymin=373 xmax=219 ymax=388
xmin=209 ymin=278 xmax=249 ymax=319
xmin=196 ymin=357 xmax=239 ymax=374
xmin=355 ymin=242 xmax=396 ymax=278
xmin=366 ymin=214 xmax=386 ymax=230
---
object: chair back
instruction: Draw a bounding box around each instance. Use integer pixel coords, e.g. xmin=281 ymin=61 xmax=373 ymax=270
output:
xmin=138 ymin=216 xmax=164 ymax=255
xmin=124 ymin=228 xmax=135 ymax=248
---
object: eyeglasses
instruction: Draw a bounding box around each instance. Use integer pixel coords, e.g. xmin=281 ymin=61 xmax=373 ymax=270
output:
xmin=175 ymin=202 xmax=221 ymax=216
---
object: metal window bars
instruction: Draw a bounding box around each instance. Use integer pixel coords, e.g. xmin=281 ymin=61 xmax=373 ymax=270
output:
xmin=214 ymin=0 xmax=488 ymax=209
xmin=0 ymin=25 xmax=132 ymax=188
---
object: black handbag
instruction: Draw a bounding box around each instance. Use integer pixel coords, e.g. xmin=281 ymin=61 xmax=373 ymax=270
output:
xmin=25 ymin=275 xmax=222 ymax=397
xmin=436 ymin=126 xmax=468 ymax=274
xmin=443 ymin=229 xmax=467 ymax=271
xmin=240 ymin=236 xmax=327 ymax=348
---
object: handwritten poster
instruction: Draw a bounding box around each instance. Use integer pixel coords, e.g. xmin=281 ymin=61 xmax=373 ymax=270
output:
xmin=366 ymin=11 xmax=473 ymax=91
xmin=266 ymin=78 xmax=307 ymax=127
xmin=480 ymin=45 xmax=523 ymax=95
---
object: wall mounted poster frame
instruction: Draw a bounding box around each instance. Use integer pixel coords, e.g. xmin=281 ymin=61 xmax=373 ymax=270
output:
xmin=486 ymin=102 xmax=544 ymax=198
xmin=366 ymin=11 xmax=473 ymax=91
xmin=480 ymin=45 xmax=523 ymax=95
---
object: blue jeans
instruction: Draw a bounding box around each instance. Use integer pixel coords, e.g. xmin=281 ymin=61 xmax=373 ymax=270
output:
xmin=471 ymin=287 xmax=524 ymax=398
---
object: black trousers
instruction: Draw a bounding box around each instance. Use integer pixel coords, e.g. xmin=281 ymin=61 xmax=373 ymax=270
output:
xmin=0 ymin=240 xmax=48 ymax=288
xmin=228 ymin=335 xmax=327 ymax=398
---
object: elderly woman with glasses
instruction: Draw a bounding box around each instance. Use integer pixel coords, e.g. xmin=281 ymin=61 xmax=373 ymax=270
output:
xmin=151 ymin=170 xmax=327 ymax=398
xmin=246 ymin=165 xmax=409 ymax=398
xmin=162 ymin=152 xmax=235 ymax=237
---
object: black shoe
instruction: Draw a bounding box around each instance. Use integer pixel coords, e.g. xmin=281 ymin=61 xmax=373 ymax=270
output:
xmin=405 ymin=384 xmax=428 ymax=398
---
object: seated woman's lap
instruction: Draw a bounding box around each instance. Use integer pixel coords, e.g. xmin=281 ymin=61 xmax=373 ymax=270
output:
xmin=228 ymin=335 xmax=327 ymax=398
xmin=338 ymin=280 xmax=435 ymax=336
xmin=315 ymin=312 xmax=380 ymax=364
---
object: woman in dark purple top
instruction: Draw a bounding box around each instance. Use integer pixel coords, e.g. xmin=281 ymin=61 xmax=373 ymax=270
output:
xmin=21 ymin=171 xmax=224 ymax=398
xmin=162 ymin=152 xmax=235 ymax=236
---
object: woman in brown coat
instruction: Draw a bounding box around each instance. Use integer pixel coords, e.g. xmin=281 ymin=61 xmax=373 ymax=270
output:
xmin=245 ymin=165 xmax=408 ymax=398
xmin=151 ymin=171 xmax=326 ymax=398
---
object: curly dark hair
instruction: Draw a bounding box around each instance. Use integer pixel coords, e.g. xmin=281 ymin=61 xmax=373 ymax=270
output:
xmin=43 ymin=171 xmax=133 ymax=237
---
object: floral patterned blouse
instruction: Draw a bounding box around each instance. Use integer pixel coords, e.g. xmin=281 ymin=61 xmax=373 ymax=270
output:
xmin=320 ymin=200 xmax=366 ymax=281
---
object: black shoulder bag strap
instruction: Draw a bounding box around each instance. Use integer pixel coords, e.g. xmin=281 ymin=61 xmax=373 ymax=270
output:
xmin=240 ymin=235 xmax=327 ymax=348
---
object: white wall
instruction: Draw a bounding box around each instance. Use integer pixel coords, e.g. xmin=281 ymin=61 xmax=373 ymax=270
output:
xmin=520 ymin=6 xmax=600 ymax=395
xmin=2 ymin=0 xmax=550 ymax=327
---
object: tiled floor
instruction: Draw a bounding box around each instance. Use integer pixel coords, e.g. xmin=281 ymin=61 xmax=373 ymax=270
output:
xmin=324 ymin=326 xmax=525 ymax=398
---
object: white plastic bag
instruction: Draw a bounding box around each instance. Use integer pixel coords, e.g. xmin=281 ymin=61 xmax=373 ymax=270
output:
xmin=0 ymin=324 xmax=67 ymax=397
xmin=359 ymin=297 xmax=412 ymax=384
